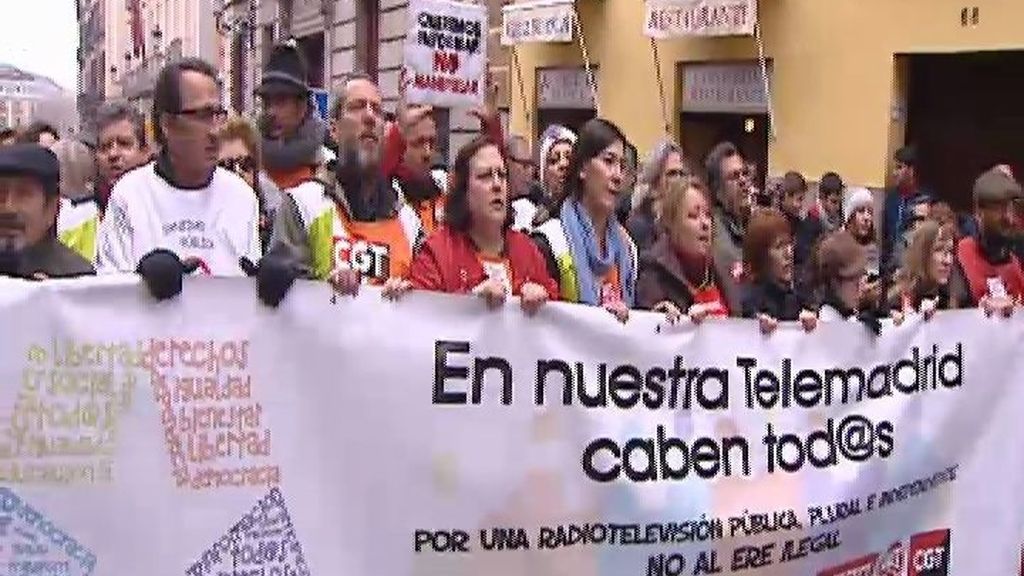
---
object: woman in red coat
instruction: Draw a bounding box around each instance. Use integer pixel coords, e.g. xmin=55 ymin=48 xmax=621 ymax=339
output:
xmin=386 ymin=136 xmax=558 ymax=314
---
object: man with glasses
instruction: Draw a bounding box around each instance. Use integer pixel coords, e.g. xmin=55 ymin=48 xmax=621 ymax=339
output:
xmin=506 ymin=135 xmax=546 ymax=231
xmin=94 ymin=59 xmax=262 ymax=300
xmin=252 ymin=74 xmax=425 ymax=307
xmin=704 ymin=141 xmax=752 ymax=307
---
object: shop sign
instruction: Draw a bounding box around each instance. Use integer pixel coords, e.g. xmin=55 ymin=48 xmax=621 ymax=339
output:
xmin=502 ymin=0 xmax=575 ymax=46
xmin=644 ymin=0 xmax=756 ymax=38
xmin=537 ymin=67 xmax=596 ymax=110
xmin=682 ymin=62 xmax=770 ymax=114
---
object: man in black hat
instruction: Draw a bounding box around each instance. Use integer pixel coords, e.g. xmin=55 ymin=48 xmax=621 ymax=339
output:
xmin=257 ymin=41 xmax=333 ymax=192
xmin=0 ymin=144 xmax=94 ymax=278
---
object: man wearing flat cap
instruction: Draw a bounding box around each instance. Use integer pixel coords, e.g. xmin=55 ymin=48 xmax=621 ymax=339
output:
xmin=257 ymin=40 xmax=334 ymax=193
xmin=0 ymin=144 xmax=94 ymax=278
xmin=956 ymin=167 xmax=1024 ymax=312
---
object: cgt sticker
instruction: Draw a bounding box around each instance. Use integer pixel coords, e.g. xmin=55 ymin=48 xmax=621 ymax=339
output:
xmin=333 ymin=236 xmax=391 ymax=281
xmin=0 ymin=487 xmax=96 ymax=575
xmin=907 ymin=530 xmax=950 ymax=576
xmin=818 ymin=528 xmax=950 ymax=576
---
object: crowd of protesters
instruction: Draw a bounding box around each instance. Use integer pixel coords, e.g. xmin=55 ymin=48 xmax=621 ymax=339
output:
xmin=0 ymin=41 xmax=1021 ymax=333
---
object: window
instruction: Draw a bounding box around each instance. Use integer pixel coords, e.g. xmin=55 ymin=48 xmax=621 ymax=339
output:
xmin=356 ymin=0 xmax=380 ymax=80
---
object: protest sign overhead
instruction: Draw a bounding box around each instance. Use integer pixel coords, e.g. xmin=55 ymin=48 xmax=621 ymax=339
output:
xmin=404 ymin=0 xmax=488 ymax=107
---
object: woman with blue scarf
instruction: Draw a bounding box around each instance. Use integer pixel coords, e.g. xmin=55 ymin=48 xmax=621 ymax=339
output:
xmin=532 ymin=119 xmax=638 ymax=322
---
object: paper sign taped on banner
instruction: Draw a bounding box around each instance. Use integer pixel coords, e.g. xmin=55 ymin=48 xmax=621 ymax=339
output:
xmin=644 ymin=0 xmax=757 ymax=38
xmin=403 ymin=0 xmax=487 ymax=107
xmin=0 ymin=278 xmax=1022 ymax=575
xmin=501 ymin=0 xmax=575 ymax=45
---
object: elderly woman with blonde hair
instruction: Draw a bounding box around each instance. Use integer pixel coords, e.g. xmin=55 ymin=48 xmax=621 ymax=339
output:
xmin=626 ymin=139 xmax=691 ymax=251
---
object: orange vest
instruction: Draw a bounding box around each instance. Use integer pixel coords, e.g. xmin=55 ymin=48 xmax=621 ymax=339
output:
xmin=335 ymin=207 xmax=415 ymax=284
xmin=267 ymin=165 xmax=316 ymax=191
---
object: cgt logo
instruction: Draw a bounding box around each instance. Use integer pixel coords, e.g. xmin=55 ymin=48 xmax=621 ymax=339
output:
xmin=908 ymin=529 xmax=950 ymax=576
xmin=333 ymin=236 xmax=391 ymax=280
xmin=817 ymin=554 xmax=877 ymax=576
xmin=874 ymin=541 xmax=907 ymax=576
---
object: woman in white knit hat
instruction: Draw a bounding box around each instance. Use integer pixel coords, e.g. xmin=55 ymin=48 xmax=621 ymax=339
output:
xmin=842 ymin=186 xmax=881 ymax=308
xmin=537 ymin=124 xmax=577 ymax=203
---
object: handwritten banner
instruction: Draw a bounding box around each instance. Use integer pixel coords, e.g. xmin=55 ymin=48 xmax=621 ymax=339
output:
xmin=403 ymin=0 xmax=487 ymax=108
xmin=0 ymin=277 xmax=1023 ymax=575
xmin=501 ymin=0 xmax=575 ymax=46
xmin=644 ymin=0 xmax=757 ymax=38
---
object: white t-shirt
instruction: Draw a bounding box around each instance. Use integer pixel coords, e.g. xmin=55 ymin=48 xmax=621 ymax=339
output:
xmin=95 ymin=163 xmax=261 ymax=276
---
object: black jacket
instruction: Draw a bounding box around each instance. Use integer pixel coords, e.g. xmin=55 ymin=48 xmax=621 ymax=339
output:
xmin=626 ymin=199 xmax=659 ymax=253
xmin=1 ymin=236 xmax=94 ymax=279
xmin=740 ymin=280 xmax=806 ymax=321
xmin=636 ymin=235 xmax=739 ymax=314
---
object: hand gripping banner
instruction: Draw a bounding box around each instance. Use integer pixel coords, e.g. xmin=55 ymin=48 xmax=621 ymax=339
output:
xmin=0 ymin=277 xmax=1022 ymax=575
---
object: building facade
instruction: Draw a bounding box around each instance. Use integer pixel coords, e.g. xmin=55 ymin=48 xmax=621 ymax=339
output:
xmin=511 ymin=0 xmax=1024 ymax=207
xmin=109 ymin=0 xmax=221 ymax=115
xmin=77 ymin=0 xmax=107 ymax=139
xmin=0 ymin=63 xmax=75 ymax=134
xmin=246 ymin=0 xmax=511 ymax=165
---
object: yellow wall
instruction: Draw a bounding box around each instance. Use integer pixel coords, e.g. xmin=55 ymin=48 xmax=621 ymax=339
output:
xmin=511 ymin=0 xmax=1024 ymax=187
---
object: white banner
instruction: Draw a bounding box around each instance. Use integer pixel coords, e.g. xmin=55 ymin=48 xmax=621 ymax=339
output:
xmin=1 ymin=277 xmax=1023 ymax=575
xmin=501 ymin=0 xmax=575 ymax=46
xmin=403 ymin=0 xmax=487 ymax=108
xmin=644 ymin=0 xmax=757 ymax=38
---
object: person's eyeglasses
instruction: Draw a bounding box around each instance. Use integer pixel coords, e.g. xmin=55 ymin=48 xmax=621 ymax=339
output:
xmin=177 ymin=106 xmax=229 ymax=123
xmin=219 ymin=156 xmax=255 ymax=174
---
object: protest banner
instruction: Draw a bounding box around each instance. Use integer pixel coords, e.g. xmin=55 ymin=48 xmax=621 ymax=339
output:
xmin=403 ymin=0 xmax=487 ymax=108
xmin=644 ymin=0 xmax=757 ymax=38
xmin=501 ymin=0 xmax=575 ymax=46
xmin=0 ymin=276 xmax=1022 ymax=575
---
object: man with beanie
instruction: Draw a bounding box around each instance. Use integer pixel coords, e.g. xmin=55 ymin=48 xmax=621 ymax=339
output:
xmin=956 ymin=167 xmax=1024 ymax=312
xmin=0 ymin=144 xmax=94 ymax=278
xmin=881 ymin=145 xmax=932 ymax=274
xmin=252 ymin=73 xmax=424 ymax=307
xmin=257 ymin=41 xmax=334 ymax=192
